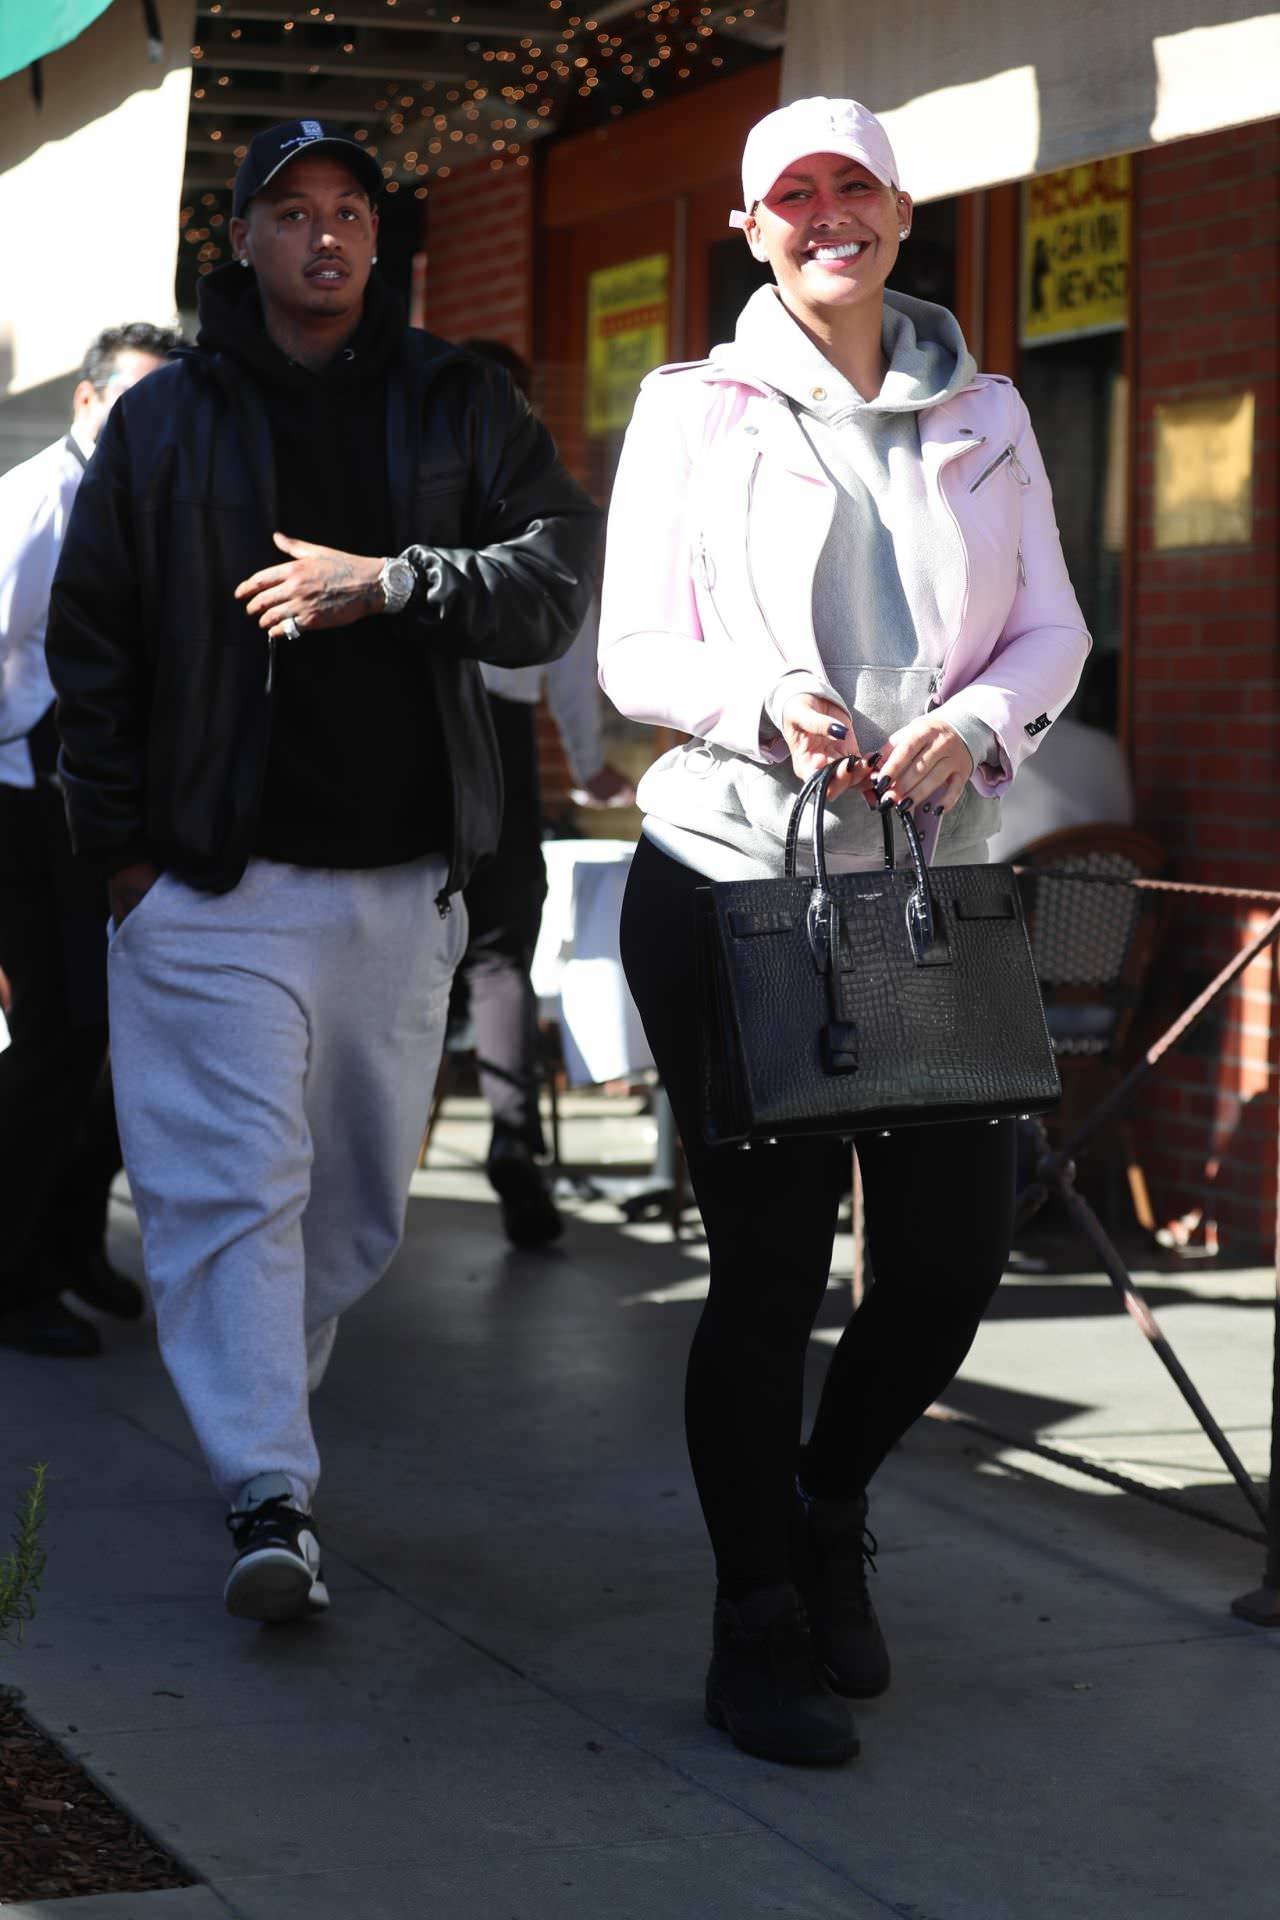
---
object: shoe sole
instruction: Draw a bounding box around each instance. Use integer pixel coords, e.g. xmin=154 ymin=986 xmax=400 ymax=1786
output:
xmin=224 ymin=1547 xmax=321 ymax=1624
xmin=704 ymin=1697 xmax=860 ymax=1766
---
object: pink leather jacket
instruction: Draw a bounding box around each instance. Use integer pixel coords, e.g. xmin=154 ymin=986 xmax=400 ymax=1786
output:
xmin=599 ymin=344 xmax=1090 ymax=851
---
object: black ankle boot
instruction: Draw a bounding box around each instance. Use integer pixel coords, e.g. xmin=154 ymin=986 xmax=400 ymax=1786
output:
xmin=793 ymin=1487 xmax=892 ymax=1699
xmin=704 ymin=1582 xmax=859 ymax=1765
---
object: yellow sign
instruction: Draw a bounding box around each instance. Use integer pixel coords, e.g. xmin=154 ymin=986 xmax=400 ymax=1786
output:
xmin=585 ymin=254 xmax=669 ymax=436
xmin=1021 ymin=157 xmax=1130 ymax=347
xmin=1154 ymin=392 xmax=1254 ymax=550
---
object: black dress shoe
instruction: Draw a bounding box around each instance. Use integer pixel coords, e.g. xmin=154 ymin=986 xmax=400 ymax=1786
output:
xmin=65 ymin=1252 xmax=145 ymax=1320
xmin=487 ymin=1143 xmax=563 ymax=1249
xmin=0 ymin=1301 xmax=103 ymax=1357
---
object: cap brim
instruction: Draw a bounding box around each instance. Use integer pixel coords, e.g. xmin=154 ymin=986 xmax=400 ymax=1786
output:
xmin=251 ymin=138 xmax=383 ymax=205
xmin=754 ymin=138 xmax=895 ymax=204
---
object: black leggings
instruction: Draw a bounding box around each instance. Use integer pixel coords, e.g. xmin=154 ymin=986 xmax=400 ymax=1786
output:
xmin=620 ymin=835 xmax=1016 ymax=1601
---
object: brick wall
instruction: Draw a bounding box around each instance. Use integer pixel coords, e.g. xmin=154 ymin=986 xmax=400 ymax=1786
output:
xmin=420 ymin=159 xmax=534 ymax=360
xmin=1129 ymin=120 xmax=1280 ymax=1254
xmin=420 ymin=157 xmax=576 ymax=817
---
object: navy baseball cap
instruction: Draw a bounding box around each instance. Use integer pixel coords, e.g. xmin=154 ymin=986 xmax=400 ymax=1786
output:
xmin=232 ymin=119 xmax=384 ymax=218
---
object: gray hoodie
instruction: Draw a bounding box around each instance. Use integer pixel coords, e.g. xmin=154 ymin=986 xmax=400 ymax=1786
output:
xmin=641 ymin=285 xmax=1001 ymax=881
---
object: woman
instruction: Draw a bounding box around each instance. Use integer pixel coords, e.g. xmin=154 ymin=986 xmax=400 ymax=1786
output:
xmin=599 ymin=97 xmax=1089 ymax=1767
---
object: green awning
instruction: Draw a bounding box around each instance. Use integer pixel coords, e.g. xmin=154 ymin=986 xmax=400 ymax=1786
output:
xmin=0 ymin=0 xmax=116 ymax=84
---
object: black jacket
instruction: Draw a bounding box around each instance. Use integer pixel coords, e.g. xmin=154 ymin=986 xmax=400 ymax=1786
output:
xmin=46 ymin=300 xmax=600 ymax=901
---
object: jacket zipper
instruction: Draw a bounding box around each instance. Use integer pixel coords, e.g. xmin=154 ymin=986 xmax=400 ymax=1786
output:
xmin=929 ymin=435 xmax=993 ymax=705
xmin=744 ymin=452 xmax=784 ymax=655
xmin=968 ymin=442 xmax=1031 ymax=493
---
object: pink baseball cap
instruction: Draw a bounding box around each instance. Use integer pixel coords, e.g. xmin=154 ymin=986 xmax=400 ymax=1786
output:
xmin=730 ymin=97 xmax=900 ymax=229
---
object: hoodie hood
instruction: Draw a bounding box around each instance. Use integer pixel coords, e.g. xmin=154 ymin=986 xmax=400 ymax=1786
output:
xmin=194 ymin=260 xmax=405 ymax=391
xmin=712 ymin=284 xmax=977 ymax=418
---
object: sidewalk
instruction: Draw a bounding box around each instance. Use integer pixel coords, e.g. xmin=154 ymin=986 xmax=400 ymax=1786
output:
xmin=2 ymin=1097 xmax=1278 ymax=1919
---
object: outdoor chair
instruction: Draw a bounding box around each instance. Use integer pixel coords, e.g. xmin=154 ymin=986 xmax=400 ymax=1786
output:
xmin=1011 ymin=822 xmax=1169 ymax=1234
xmin=850 ymin=820 xmax=1168 ymax=1299
xmin=417 ymin=1017 xmax=563 ymax=1172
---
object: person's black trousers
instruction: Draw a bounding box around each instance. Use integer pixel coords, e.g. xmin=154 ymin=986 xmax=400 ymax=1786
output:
xmin=620 ymin=833 xmax=1017 ymax=1601
xmin=0 ymin=781 xmax=119 ymax=1312
xmin=458 ymin=695 xmax=549 ymax=1158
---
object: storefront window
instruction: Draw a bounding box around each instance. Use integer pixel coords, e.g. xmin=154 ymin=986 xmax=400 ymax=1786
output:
xmin=1017 ymin=334 xmax=1127 ymax=729
xmin=888 ymin=196 xmax=958 ymax=311
xmin=1017 ymin=159 xmax=1131 ymax=732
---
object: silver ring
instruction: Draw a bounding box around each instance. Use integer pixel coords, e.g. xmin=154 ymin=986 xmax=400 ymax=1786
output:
xmin=281 ymin=615 xmax=301 ymax=642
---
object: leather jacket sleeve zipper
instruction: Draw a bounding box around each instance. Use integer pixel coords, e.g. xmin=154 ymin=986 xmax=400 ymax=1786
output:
xmin=969 ymin=442 xmax=1032 ymax=493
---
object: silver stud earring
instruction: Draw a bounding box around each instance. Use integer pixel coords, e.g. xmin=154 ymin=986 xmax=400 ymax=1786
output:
xmin=239 ymin=256 xmax=250 ymax=268
xmin=898 ymin=227 xmax=910 ymax=241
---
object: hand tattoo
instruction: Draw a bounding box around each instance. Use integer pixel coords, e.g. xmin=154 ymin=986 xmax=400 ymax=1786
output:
xmin=314 ymin=557 xmax=382 ymax=618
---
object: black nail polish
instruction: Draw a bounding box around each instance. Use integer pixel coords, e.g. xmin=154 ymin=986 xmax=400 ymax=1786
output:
xmin=867 ymin=752 xmax=882 ymax=770
xmin=827 ymin=722 xmax=848 ymax=741
xmin=899 ymin=796 xmax=914 ymax=811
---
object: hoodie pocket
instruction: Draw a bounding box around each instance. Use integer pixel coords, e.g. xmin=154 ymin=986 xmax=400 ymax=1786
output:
xmin=817 ymin=666 xmax=938 ymax=759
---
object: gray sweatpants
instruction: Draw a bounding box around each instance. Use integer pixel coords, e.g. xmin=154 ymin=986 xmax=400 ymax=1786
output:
xmin=108 ymin=855 xmax=465 ymax=1508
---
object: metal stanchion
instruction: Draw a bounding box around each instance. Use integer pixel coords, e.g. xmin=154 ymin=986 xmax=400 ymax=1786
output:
xmin=980 ymin=873 xmax=1280 ymax=1616
xmin=1231 ymin=1080 xmax=1280 ymax=1624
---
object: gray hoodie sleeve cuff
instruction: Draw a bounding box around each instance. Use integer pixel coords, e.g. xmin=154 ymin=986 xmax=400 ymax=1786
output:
xmin=936 ymin=701 xmax=1000 ymax=774
xmin=764 ymin=670 xmax=849 ymax=739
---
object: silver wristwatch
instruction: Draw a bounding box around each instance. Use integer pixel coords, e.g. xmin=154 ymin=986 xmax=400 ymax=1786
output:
xmin=378 ymin=554 xmax=416 ymax=616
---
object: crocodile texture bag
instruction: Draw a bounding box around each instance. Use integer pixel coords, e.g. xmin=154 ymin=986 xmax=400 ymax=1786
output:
xmin=696 ymin=763 xmax=1060 ymax=1146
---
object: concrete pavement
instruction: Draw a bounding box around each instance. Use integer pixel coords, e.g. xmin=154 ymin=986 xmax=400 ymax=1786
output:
xmin=2 ymin=1095 xmax=1278 ymax=1918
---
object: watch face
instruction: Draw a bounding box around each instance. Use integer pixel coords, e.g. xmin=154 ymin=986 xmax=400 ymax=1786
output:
xmin=385 ymin=559 xmax=414 ymax=609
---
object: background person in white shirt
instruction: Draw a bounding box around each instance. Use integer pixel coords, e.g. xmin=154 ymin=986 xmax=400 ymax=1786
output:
xmin=459 ymin=339 xmax=633 ymax=1247
xmin=0 ymin=322 xmax=180 ymax=1357
xmin=986 ymin=655 xmax=1134 ymax=861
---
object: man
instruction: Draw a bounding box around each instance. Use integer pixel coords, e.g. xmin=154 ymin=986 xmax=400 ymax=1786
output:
xmin=456 ymin=339 xmax=633 ymax=1248
xmin=0 ymin=323 xmax=179 ymax=1358
xmin=47 ymin=122 xmax=597 ymax=1622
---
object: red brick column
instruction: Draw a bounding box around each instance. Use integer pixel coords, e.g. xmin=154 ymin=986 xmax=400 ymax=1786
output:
xmin=420 ymin=161 xmax=534 ymax=359
xmin=418 ymin=158 xmax=577 ymax=820
xmin=1129 ymin=121 xmax=1279 ymax=1254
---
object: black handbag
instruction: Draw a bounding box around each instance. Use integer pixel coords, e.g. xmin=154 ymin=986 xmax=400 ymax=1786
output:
xmin=696 ymin=762 xmax=1061 ymax=1145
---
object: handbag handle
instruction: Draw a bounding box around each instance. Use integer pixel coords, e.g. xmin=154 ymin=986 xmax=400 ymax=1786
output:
xmin=783 ymin=763 xmax=937 ymax=968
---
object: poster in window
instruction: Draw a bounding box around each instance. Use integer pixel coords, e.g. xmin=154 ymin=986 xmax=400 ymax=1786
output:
xmin=585 ymin=255 xmax=669 ymax=436
xmin=1021 ymin=157 xmax=1130 ymax=347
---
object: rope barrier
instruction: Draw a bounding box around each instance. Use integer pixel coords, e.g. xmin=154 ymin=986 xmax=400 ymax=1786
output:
xmin=1013 ymin=868 xmax=1280 ymax=906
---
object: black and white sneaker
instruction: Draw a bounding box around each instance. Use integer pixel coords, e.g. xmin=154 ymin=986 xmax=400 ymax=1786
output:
xmin=224 ymin=1484 xmax=329 ymax=1623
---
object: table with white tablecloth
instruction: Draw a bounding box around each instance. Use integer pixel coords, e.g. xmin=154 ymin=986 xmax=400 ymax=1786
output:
xmin=530 ymin=838 xmax=653 ymax=1088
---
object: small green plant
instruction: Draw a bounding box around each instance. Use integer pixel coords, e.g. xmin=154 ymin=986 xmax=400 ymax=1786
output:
xmin=0 ymin=1463 xmax=48 ymax=1645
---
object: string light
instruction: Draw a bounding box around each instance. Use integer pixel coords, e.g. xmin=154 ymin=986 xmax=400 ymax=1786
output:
xmin=178 ymin=0 xmax=761 ymax=281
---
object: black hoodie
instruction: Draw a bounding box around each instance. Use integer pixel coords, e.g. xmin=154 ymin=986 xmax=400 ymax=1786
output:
xmin=195 ymin=266 xmax=450 ymax=868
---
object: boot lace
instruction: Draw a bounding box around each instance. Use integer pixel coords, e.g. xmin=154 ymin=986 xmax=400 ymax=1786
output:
xmin=821 ymin=1520 xmax=878 ymax=1623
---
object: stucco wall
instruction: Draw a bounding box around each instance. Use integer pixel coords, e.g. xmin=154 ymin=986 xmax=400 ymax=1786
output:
xmin=0 ymin=0 xmax=194 ymax=471
xmin=783 ymin=1 xmax=1280 ymax=204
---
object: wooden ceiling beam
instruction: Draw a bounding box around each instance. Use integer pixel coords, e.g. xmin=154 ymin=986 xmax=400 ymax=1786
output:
xmin=193 ymin=37 xmax=469 ymax=82
xmin=189 ymin=85 xmax=383 ymax=119
xmin=200 ymin=1 xmax=639 ymax=35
